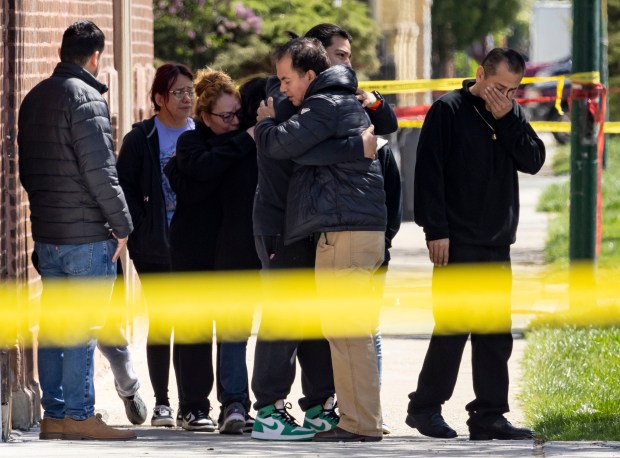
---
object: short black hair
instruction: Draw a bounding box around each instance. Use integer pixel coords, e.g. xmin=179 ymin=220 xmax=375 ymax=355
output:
xmin=304 ymin=23 xmax=352 ymax=50
xmin=60 ymin=21 xmax=105 ymax=66
xmin=481 ymin=48 xmax=526 ymax=77
xmin=274 ymin=37 xmax=330 ymax=76
xmin=239 ymin=75 xmax=268 ymax=130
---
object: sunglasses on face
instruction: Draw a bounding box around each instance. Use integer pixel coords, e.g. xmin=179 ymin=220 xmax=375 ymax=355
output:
xmin=209 ymin=109 xmax=243 ymax=123
xmin=169 ymin=88 xmax=194 ymax=99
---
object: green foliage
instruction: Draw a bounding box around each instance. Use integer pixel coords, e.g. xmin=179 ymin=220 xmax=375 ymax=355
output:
xmin=538 ymin=138 xmax=620 ymax=264
xmin=452 ymin=51 xmax=477 ymax=78
xmin=522 ymin=326 xmax=620 ymax=441
xmin=431 ymin=0 xmax=521 ymax=75
xmin=609 ymin=0 xmax=620 ymax=119
xmin=154 ymin=0 xmax=379 ymax=79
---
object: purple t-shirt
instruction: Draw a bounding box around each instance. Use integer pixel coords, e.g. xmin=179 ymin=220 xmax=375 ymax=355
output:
xmin=154 ymin=116 xmax=195 ymax=225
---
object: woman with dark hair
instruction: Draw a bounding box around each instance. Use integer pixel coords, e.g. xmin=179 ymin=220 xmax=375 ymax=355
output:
xmin=164 ymin=69 xmax=263 ymax=434
xmin=116 ymin=63 xmax=195 ymax=427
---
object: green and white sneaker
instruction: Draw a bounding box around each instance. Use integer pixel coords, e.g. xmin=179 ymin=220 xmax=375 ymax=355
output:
xmin=303 ymin=396 xmax=339 ymax=432
xmin=251 ymin=400 xmax=315 ymax=441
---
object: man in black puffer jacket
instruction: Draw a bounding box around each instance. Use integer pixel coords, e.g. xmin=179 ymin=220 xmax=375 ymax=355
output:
xmin=255 ymin=37 xmax=386 ymax=442
xmin=18 ymin=21 xmax=135 ymax=441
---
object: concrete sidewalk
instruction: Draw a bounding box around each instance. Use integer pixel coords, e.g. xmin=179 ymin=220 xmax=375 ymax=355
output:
xmin=4 ymin=134 xmax=619 ymax=456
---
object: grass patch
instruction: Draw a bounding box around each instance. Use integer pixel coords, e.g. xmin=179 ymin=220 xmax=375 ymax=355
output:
xmin=522 ymin=138 xmax=620 ymax=441
xmin=539 ymin=139 xmax=620 ymax=265
xmin=551 ymin=144 xmax=570 ymax=175
xmin=521 ymin=326 xmax=620 ymax=440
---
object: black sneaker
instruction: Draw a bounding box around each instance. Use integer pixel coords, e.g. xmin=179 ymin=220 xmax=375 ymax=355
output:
xmin=219 ymin=402 xmax=246 ymax=434
xmin=243 ymin=412 xmax=255 ymax=433
xmin=151 ymin=405 xmax=175 ymax=427
xmin=176 ymin=408 xmax=183 ymax=427
xmin=182 ymin=409 xmax=216 ymax=431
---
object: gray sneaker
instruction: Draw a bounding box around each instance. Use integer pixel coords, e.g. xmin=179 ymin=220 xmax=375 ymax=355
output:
xmin=219 ymin=402 xmax=246 ymax=434
xmin=119 ymin=392 xmax=147 ymax=425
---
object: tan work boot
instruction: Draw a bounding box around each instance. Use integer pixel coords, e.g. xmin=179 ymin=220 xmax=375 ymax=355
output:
xmin=62 ymin=415 xmax=137 ymax=441
xmin=40 ymin=417 xmax=64 ymax=440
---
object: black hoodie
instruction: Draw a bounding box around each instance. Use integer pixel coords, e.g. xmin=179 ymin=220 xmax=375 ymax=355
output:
xmin=414 ymin=80 xmax=546 ymax=246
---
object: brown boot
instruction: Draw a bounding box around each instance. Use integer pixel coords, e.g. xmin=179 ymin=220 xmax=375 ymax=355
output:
xmin=62 ymin=415 xmax=137 ymax=441
xmin=40 ymin=417 xmax=64 ymax=440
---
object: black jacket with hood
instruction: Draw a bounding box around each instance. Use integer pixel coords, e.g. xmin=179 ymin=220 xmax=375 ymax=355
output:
xmin=116 ymin=116 xmax=171 ymax=265
xmin=252 ymin=74 xmax=398 ymax=238
xmin=255 ymin=65 xmax=387 ymax=243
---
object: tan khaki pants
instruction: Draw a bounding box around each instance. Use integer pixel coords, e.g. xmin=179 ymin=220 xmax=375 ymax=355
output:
xmin=315 ymin=231 xmax=384 ymax=437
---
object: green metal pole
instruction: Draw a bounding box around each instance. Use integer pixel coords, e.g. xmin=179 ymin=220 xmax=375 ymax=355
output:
xmin=569 ymin=0 xmax=601 ymax=261
xmin=600 ymin=0 xmax=609 ymax=169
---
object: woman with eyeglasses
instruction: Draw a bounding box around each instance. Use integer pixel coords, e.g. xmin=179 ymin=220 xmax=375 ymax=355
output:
xmin=163 ymin=68 xmax=262 ymax=434
xmin=116 ymin=63 xmax=195 ymax=428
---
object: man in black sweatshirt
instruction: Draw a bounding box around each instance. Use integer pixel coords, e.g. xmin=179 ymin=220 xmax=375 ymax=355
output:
xmin=407 ymin=48 xmax=545 ymax=441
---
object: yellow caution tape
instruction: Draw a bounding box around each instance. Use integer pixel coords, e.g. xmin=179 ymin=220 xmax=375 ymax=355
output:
xmin=571 ymin=71 xmax=601 ymax=85
xmin=397 ymin=120 xmax=620 ymax=134
xmin=358 ymin=76 xmax=567 ymax=95
xmin=1 ymin=263 xmax=619 ymax=346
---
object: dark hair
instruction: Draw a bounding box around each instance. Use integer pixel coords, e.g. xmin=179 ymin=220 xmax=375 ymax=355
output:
xmin=239 ymin=76 xmax=268 ymax=130
xmin=60 ymin=21 xmax=105 ymax=66
xmin=150 ymin=63 xmax=194 ymax=112
xmin=304 ymin=23 xmax=352 ymax=50
xmin=273 ymin=37 xmax=330 ymax=76
xmin=481 ymin=48 xmax=526 ymax=77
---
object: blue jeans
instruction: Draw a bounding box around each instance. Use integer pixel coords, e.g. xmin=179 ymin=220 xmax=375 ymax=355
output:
xmin=217 ymin=341 xmax=249 ymax=409
xmin=98 ymin=340 xmax=140 ymax=398
xmin=36 ymin=240 xmax=117 ymax=420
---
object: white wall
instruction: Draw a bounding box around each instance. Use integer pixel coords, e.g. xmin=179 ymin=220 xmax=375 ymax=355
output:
xmin=530 ymin=1 xmax=572 ymax=63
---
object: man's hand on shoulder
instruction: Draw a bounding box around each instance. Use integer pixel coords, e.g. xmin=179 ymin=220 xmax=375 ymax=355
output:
xmin=111 ymin=234 xmax=128 ymax=263
xmin=427 ymin=238 xmax=449 ymax=266
xmin=257 ymin=97 xmax=275 ymax=122
xmin=356 ymin=89 xmax=376 ymax=108
xmin=362 ymin=125 xmax=377 ymax=159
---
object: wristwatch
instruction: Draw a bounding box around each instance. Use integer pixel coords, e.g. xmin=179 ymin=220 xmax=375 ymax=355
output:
xmin=367 ymin=90 xmax=384 ymax=111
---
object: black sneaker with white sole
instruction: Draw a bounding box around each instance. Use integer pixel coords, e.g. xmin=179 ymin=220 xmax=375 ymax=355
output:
xmin=151 ymin=405 xmax=175 ymax=427
xmin=243 ymin=412 xmax=255 ymax=433
xmin=182 ymin=409 xmax=216 ymax=431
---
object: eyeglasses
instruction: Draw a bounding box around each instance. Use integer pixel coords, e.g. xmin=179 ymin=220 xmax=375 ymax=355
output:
xmin=209 ymin=109 xmax=243 ymax=124
xmin=168 ymin=88 xmax=194 ymax=99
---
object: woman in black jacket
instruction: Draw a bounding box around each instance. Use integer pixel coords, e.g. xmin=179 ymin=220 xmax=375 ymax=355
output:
xmin=164 ymin=69 xmax=261 ymax=434
xmin=116 ymin=63 xmax=195 ymax=427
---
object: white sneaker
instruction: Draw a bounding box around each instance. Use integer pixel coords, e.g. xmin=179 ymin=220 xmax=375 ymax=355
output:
xmin=151 ymin=405 xmax=175 ymax=427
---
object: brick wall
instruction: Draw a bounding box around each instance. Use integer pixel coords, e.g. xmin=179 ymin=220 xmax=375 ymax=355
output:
xmin=1 ymin=0 xmax=5 ymax=281
xmin=1 ymin=0 xmax=154 ymax=287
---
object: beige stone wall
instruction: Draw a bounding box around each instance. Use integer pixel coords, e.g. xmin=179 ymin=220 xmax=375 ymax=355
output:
xmin=372 ymin=0 xmax=432 ymax=107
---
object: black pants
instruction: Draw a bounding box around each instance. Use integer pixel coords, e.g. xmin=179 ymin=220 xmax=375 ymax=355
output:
xmin=133 ymin=260 xmax=181 ymax=408
xmin=408 ymin=244 xmax=513 ymax=423
xmin=169 ymin=257 xmax=250 ymax=413
xmin=251 ymin=235 xmax=335 ymax=411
